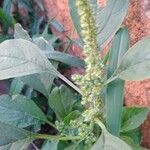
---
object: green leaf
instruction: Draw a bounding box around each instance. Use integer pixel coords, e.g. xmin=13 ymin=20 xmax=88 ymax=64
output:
xmin=68 ymin=0 xmax=83 ymax=43
xmin=63 ymin=110 xmax=81 ymax=124
xmin=68 ymin=0 xmax=129 ymax=49
xmin=2 ymin=0 xmax=14 ymax=26
xmin=0 ymin=38 xmax=79 ymax=92
xmin=121 ymin=136 xmax=148 ymax=150
xmin=0 ymin=121 xmax=34 ymax=146
xmin=121 ymin=107 xmax=149 ymax=132
xmin=121 ymin=128 xmax=141 ymax=145
xmin=49 ymin=85 xmax=75 ymax=120
xmin=116 ymin=37 xmax=150 ymax=80
xmin=106 ymin=28 xmax=129 ymax=136
xmin=0 ymin=94 xmax=49 ymax=127
xmin=0 ymin=8 xmax=12 ymax=28
xmin=42 ymin=141 xmax=58 ymax=150
xmin=20 ymin=70 xmax=57 ymax=98
xmin=0 ymin=39 xmax=57 ymax=80
xmin=9 ymin=78 xmax=24 ymax=95
xmin=0 ymin=138 xmax=33 ymax=150
xmin=14 ymin=23 xmax=32 ymax=41
xmin=50 ymin=20 xmax=65 ymax=32
xmin=0 ymin=35 xmax=10 ymax=43
xmin=90 ymin=122 xmax=132 ymax=150
xmin=46 ymin=51 xmax=85 ymax=68
xmin=96 ymin=0 xmax=129 ymax=48
xmin=14 ymin=24 xmax=58 ymax=97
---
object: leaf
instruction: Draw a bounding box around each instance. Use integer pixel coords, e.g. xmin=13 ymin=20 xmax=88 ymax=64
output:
xmin=121 ymin=107 xmax=149 ymax=132
xmin=68 ymin=0 xmax=83 ymax=42
xmin=96 ymin=0 xmax=129 ymax=48
xmin=3 ymin=0 xmax=12 ymax=17
xmin=0 ymin=38 xmax=80 ymax=93
xmin=0 ymin=121 xmax=34 ymax=146
xmin=0 ymin=138 xmax=33 ymax=150
xmin=14 ymin=24 xmax=58 ymax=97
xmin=20 ymin=72 xmax=56 ymax=98
xmin=0 ymin=35 xmax=10 ymax=43
xmin=33 ymin=37 xmax=50 ymax=51
xmin=90 ymin=122 xmax=132 ymax=150
xmin=42 ymin=141 xmax=58 ymax=150
xmin=9 ymin=78 xmax=24 ymax=95
xmin=46 ymin=51 xmax=85 ymax=68
xmin=50 ymin=20 xmax=65 ymax=32
xmin=0 ymin=39 xmax=57 ymax=80
xmin=106 ymin=28 xmax=129 ymax=136
xmin=14 ymin=23 xmax=32 ymax=41
xmin=116 ymin=37 xmax=150 ymax=80
xmin=121 ymin=136 xmax=148 ymax=150
xmin=0 ymin=8 xmax=12 ymax=28
xmin=48 ymin=85 xmax=75 ymax=120
xmin=0 ymin=94 xmax=49 ymax=127
xmin=63 ymin=110 xmax=81 ymax=124
xmin=121 ymin=128 xmax=141 ymax=145
xmin=68 ymin=0 xmax=129 ymax=49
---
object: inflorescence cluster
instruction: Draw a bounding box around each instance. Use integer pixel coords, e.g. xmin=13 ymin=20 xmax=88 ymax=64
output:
xmin=56 ymin=0 xmax=104 ymax=146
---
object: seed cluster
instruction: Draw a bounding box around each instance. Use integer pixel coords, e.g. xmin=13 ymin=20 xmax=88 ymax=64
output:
xmin=56 ymin=0 xmax=104 ymax=146
xmin=73 ymin=0 xmax=104 ymax=122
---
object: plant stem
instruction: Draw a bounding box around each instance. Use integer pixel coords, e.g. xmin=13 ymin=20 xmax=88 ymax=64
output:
xmin=34 ymin=133 xmax=82 ymax=141
xmin=103 ymin=76 xmax=118 ymax=86
xmin=94 ymin=118 xmax=105 ymax=130
xmin=47 ymin=120 xmax=57 ymax=130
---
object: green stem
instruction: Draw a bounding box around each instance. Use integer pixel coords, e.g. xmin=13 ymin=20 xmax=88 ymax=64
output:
xmin=34 ymin=133 xmax=82 ymax=141
xmin=47 ymin=120 xmax=57 ymax=130
xmin=103 ymin=76 xmax=118 ymax=86
xmin=94 ymin=118 xmax=106 ymax=130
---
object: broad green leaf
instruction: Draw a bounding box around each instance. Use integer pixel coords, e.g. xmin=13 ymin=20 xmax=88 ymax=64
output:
xmin=0 ymin=39 xmax=56 ymax=80
xmin=0 ymin=138 xmax=33 ymax=150
xmin=68 ymin=0 xmax=129 ymax=49
xmin=9 ymin=78 xmax=24 ymax=95
xmin=49 ymin=85 xmax=75 ymax=120
xmin=20 ymin=72 xmax=56 ymax=98
xmin=121 ymin=136 xmax=148 ymax=150
xmin=106 ymin=28 xmax=129 ymax=136
xmin=96 ymin=0 xmax=129 ymax=48
xmin=14 ymin=24 xmax=58 ymax=97
xmin=42 ymin=141 xmax=58 ymax=150
xmin=0 ymin=39 xmax=79 ymax=92
xmin=0 ymin=121 xmax=34 ymax=146
xmin=33 ymin=37 xmax=50 ymax=51
xmin=46 ymin=51 xmax=85 ymax=68
xmin=116 ymin=37 xmax=150 ymax=80
xmin=0 ymin=94 xmax=49 ymax=127
xmin=121 ymin=107 xmax=149 ymax=132
xmin=121 ymin=128 xmax=141 ymax=145
xmin=90 ymin=122 xmax=131 ymax=150
xmin=14 ymin=23 xmax=32 ymax=41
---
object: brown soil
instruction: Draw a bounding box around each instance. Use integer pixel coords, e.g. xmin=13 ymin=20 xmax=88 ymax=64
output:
xmin=43 ymin=0 xmax=150 ymax=148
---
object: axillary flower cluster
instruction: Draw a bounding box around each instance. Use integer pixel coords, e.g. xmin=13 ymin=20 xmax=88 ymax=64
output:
xmin=73 ymin=0 xmax=104 ymax=122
